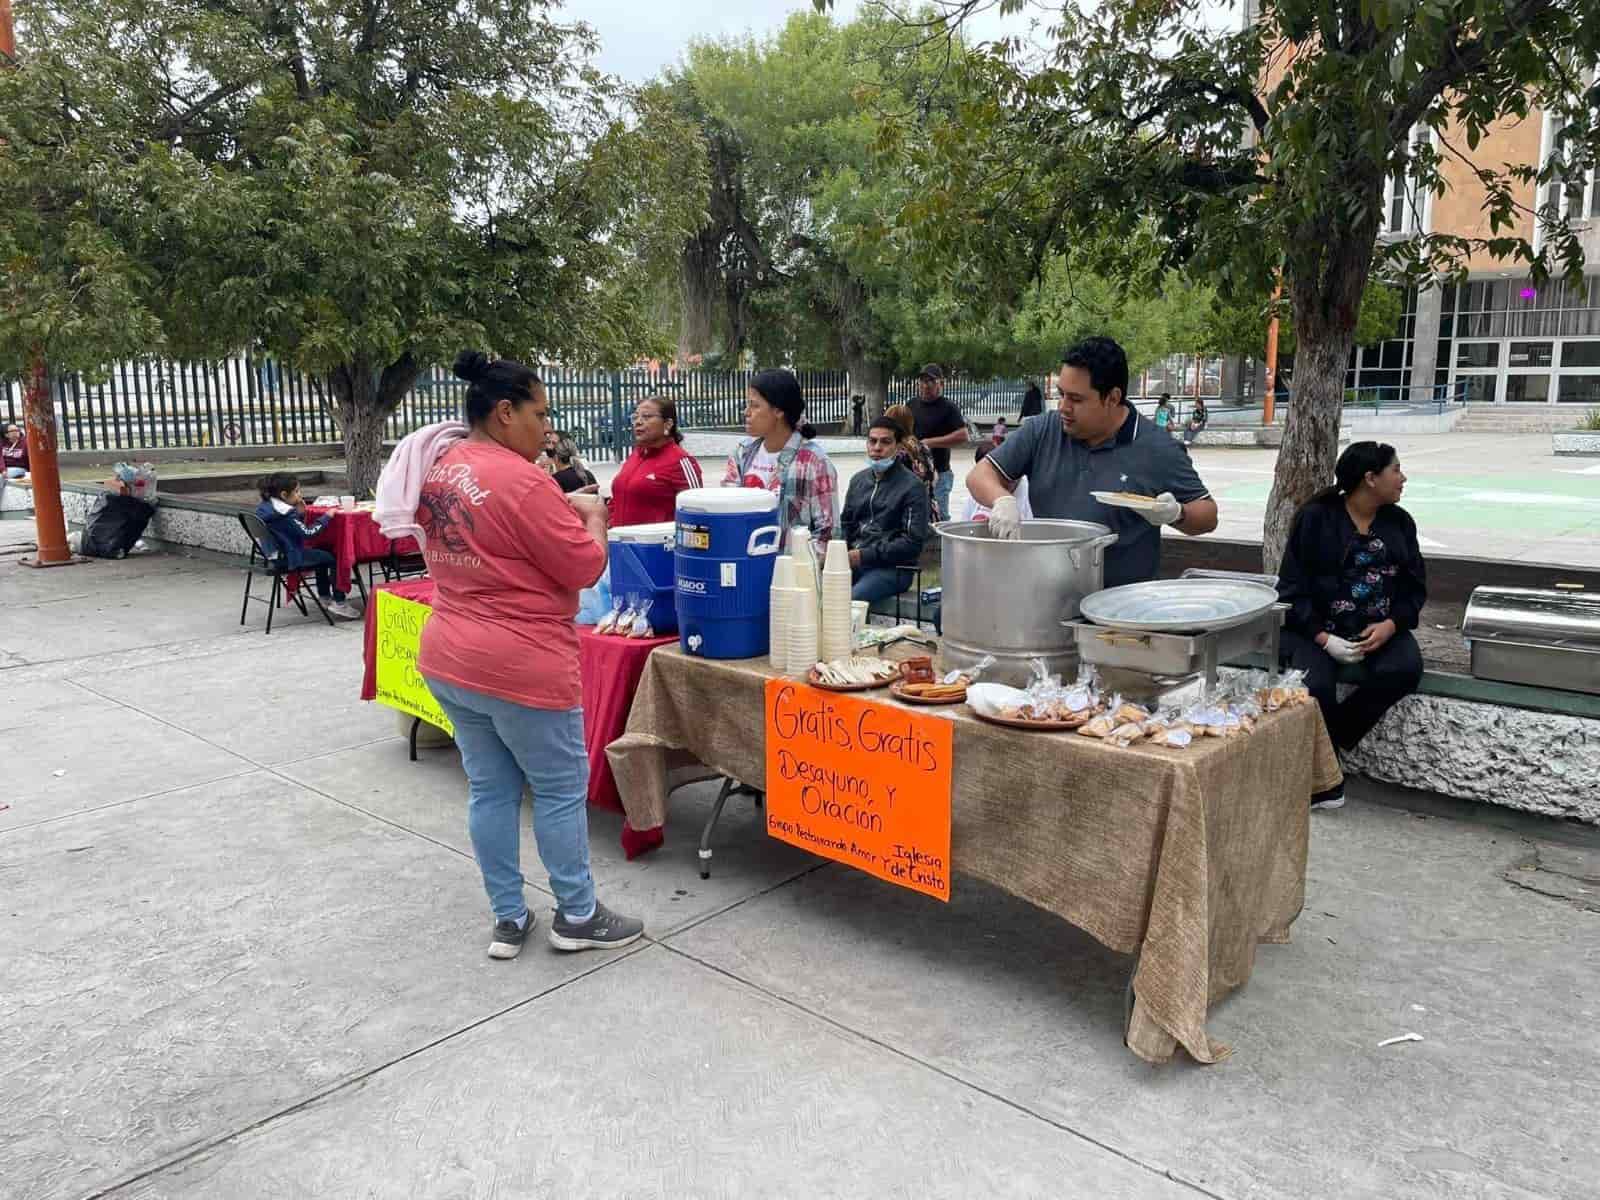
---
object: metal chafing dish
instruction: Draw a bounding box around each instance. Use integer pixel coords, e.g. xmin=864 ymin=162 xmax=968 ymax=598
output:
xmin=1461 ymin=587 xmax=1600 ymax=696
xmin=1065 ymin=576 xmax=1285 ymax=699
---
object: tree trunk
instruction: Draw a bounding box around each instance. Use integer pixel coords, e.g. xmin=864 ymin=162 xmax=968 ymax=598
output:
xmin=329 ymin=352 xmax=418 ymax=498
xmin=678 ymin=237 xmax=717 ymax=363
xmin=1262 ymin=224 xmax=1375 ymax=573
xmin=1262 ymin=328 xmax=1353 ymax=571
xmin=843 ymin=348 xmax=889 ymax=423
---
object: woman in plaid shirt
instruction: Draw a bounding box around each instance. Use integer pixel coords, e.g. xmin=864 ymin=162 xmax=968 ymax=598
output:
xmin=721 ymin=368 xmax=839 ymax=549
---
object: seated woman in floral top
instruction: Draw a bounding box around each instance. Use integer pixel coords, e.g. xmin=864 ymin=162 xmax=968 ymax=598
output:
xmin=883 ymin=403 xmax=939 ymax=520
xmin=1276 ymin=441 xmax=1426 ymax=811
xmin=721 ymin=368 xmax=838 ymax=549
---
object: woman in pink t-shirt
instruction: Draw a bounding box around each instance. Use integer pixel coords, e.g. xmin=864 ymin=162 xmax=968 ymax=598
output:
xmin=415 ymin=350 xmax=644 ymax=961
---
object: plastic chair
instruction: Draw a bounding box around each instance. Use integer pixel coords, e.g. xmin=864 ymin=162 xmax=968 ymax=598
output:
xmin=237 ymin=512 xmax=335 ymax=634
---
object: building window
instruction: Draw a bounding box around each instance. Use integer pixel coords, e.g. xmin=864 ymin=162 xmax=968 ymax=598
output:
xmin=1562 ymin=341 xmax=1600 ymax=368
xmin=1507 ymin=341 xmax=1554 ymax=368
xmin=1505 ymin=375 xmax=1551 ymax=404
xmin=1557 ymin=375 xmax=1600 ymax=404
xmin=1379 ymin=126 xmax=1432 ymax=237
xmin=1536 ymin=92 xmax=1600 ymax=252
xmin=1345 ymin=288 xmax=1419 ymax=401
xmin=1447 ymin=274 xmax=1600 ymax=339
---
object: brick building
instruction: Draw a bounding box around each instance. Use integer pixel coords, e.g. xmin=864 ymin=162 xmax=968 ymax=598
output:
xmin=1245 ymin=4 xmax=1600 ymax=410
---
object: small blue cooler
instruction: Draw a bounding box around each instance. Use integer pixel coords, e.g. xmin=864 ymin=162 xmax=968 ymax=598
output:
xmin=675 ymin=488 xmax=781 ymax=658
xmin=608 ymin=522 xmax=679 ymax=635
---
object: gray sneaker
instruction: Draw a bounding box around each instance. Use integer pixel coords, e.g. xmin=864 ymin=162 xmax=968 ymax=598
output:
xmin=548 ymin=901 xmax=644 ymax=952
xmin=488 ymin=910 xmax=533 ymax=960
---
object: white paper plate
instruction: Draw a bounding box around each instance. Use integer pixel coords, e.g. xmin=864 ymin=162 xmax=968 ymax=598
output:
xmin=1090 ymin=490 xmax=1161 ymax=511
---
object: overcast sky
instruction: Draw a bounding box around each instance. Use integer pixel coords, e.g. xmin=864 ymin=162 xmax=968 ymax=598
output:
xmin=580 ymin=0 xmax=1027 ymax=83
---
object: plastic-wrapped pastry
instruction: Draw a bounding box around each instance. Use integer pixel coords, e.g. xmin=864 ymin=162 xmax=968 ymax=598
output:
xmin=1112 ymin=701 xmax=1150 ymax=726
xmin=1078 ymin=713 xmax=1117 ymax=739
xmin=628 ymin=598 xmax=655 ymax=638
xmin=595 ymin=597 xmax=625 ymax=636
xmin=1151 ymin=726 xmax=1194 ymax=749
xmin=1107 ymin=721 xmax=1146 ymax=747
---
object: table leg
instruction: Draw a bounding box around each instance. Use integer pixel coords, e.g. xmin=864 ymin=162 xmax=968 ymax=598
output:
xmin=1123 ymin=974 xmax=1179 ymax=1065
xmin=699 ymin=777 xmax=737 ymax=879
xmin=409 ymin=717 xmax=421 ymax=763
xmin=698 ymin=778 xmax=763 ymax=879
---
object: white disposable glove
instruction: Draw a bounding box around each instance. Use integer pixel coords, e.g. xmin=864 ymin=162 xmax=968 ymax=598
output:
xmin=1138 ymin=492 xmax=1184 ymax=527
xmin=1322 ymin=634 xmax=1366 ymax=665
xmin=988 ymin=494 xmax=1022 ymax=540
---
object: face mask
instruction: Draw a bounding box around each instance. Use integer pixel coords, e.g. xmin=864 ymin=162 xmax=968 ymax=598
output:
xmin=868 ymin=455 xmax=896 ymax=474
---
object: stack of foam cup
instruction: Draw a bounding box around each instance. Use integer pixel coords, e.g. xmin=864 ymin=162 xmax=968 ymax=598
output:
xmin=785 ymin=580 xmax=819 ymax=677
xmin=784 ymin=528 xmax=819 ymax=675
xmin=819 ymin=538 xmax=854 ymax=662
xmin=789 ymin=527 xmax=817 ymax=599
xmin=768 ymin=555 xmax=795 ymax=670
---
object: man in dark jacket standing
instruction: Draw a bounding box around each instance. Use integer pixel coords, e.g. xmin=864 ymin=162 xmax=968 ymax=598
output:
xmin=841 ymin=418 xmax=930 ymax=603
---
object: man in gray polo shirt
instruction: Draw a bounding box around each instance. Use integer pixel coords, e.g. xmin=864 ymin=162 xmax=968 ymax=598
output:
xmin=966 ymin=336 xmax=1218 ymax=589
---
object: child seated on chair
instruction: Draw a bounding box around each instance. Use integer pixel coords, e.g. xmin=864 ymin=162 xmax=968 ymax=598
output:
xmin=254 ymin=473 xmax=362 ymax=620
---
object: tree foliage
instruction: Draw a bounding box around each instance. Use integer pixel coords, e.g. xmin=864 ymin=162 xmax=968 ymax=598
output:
xmin=1 ymin=0 xmax=707 ymax=493
xmin=664 ymin=9 xmax=1214 ymax=406
xmin=662 ymin=10 xmax=941 ymax=405
xmin=830 ymin=0 xmax=1600 ymax=563
xmin=1199 ymin=281 xmax=1405 ymax=361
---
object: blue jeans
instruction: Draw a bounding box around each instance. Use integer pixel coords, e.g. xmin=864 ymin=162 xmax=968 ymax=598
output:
xmin=852 ymin=565 xmax=906 ymax=604
xmin=424 ymin=677 xmax=596 ymax=924
xmin=295 ymin=547 xmax=346 ymax=601
xmin=4 ymin=467 xmax=25 ymax=479
xmin=933 ymin=470 xmax=954 ymax=521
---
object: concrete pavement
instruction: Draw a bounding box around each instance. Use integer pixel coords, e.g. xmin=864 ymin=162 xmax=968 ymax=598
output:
xmin=2 ymin=524 xmax=1597 ymax=1199
xmin=647 ymin=430 xmax=1600 ymax=569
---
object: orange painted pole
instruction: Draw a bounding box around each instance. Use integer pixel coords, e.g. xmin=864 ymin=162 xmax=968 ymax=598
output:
xmin=21 ymin=356 xmax=74 ymax=565
xmin=1262 ymin=277 xmax=1282 ymax=426
xmin=3 ymin=0 xmax=76 ymax=566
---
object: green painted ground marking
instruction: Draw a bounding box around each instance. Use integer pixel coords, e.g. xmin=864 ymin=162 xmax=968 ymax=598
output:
xmin=1210 ymin=472 xmax=1600 ymax=536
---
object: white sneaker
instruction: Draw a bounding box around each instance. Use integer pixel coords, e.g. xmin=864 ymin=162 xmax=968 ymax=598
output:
xmin=1310 ymin=786 xmax=1346 ymax=811
xmin=325 ymin=600 xmax=363 ymax=621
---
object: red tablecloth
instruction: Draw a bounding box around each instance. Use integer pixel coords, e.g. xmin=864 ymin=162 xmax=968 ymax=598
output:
xmin=359 ymin=579 xmax=671 ymax=856
xmin=307 ymin=506 xmax=420 ymax=597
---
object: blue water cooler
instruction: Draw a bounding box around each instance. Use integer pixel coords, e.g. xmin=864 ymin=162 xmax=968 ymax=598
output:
xmin=674 ymin=488 xmax=781 ymax=658
xmin=608 ymin=522 xmax=678 ymax=635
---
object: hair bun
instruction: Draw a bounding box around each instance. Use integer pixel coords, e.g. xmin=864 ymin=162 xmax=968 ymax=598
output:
xmin=452 ymin=349 xmax=491 ymax=383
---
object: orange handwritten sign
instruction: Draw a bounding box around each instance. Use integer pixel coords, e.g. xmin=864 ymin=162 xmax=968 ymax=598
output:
xmin=763 ymin=678 xmax=954 ymax=902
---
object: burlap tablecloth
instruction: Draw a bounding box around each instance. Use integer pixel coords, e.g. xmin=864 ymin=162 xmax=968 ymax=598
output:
xmin=608 ymin=647 xmax=1341 ymax=1064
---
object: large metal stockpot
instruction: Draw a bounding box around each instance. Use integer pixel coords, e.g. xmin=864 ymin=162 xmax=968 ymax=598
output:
xmin=936 ymin=519 xmax=1118 ymax=686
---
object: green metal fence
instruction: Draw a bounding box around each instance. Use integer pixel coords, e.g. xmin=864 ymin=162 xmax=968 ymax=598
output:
xmin=1 ymin=360 xmax=857 ymax=463
xmin=0 ymin=362 xmax=1069 ymax=461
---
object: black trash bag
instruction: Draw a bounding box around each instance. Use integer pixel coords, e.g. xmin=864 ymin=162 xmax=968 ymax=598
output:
xmin=81 ymin=495 xmax=156 ymax=558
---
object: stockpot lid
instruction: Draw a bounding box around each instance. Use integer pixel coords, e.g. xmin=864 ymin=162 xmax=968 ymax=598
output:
xmin=935 ymin=519 xmax=1115 ymax=546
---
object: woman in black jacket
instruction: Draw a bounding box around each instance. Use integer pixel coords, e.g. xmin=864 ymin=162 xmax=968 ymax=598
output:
xmin=1276 ymin=441 xmax=1426 ymax=809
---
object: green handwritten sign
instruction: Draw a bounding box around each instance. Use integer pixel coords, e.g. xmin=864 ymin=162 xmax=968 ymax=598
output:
xmin=373 ymin=591 xmax=453 ymax=736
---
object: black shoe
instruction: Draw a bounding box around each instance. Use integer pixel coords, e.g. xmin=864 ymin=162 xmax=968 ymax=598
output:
xmin=547 ymin=901 xmax=644 ymax=952
xmin=1310 ymin=785 xmax=1346 ymax=811
xmin=488 ymin=911 xmax=533 ymax=960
